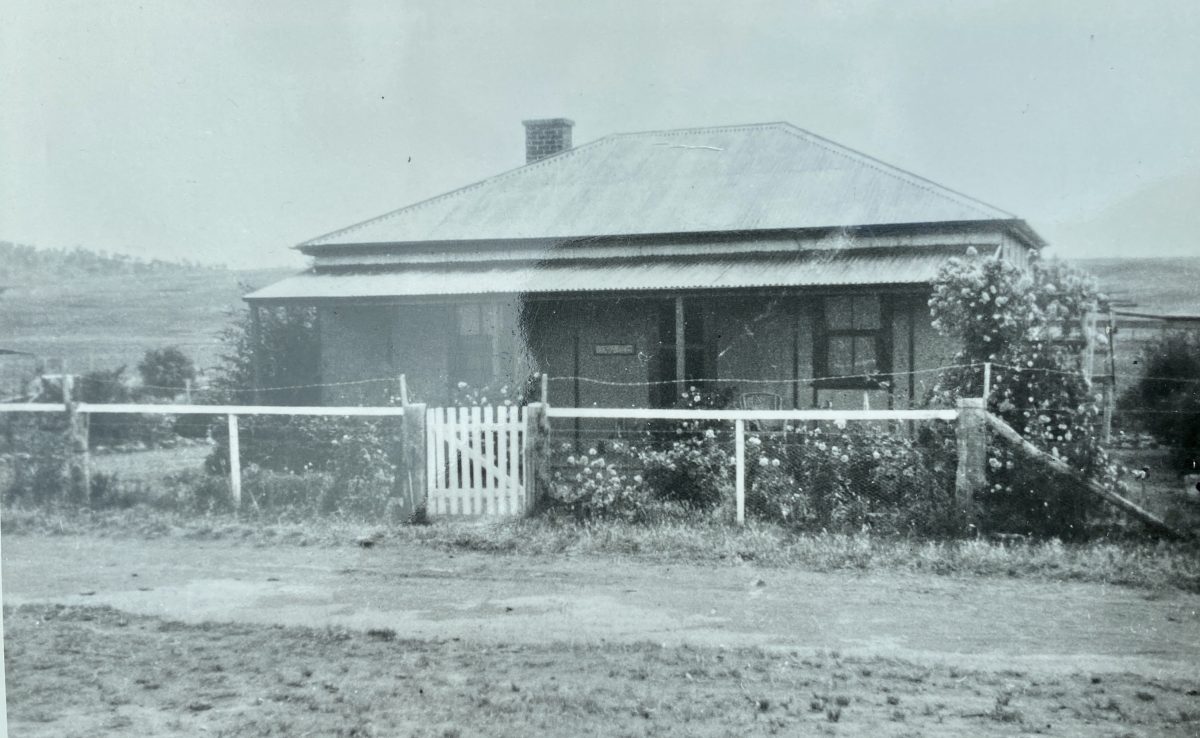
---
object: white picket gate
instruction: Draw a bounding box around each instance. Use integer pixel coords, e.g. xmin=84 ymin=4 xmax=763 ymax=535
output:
xmin=426 ymin=405 xmax=528 ymax=516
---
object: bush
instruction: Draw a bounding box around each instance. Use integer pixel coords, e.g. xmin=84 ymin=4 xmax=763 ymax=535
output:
xmin=210 ymin=305 xmax=321 ymax=406
xmin=137 ymin=346 xmax=196 ymax=398
xmin=2 ymin=416 xmax=66 ymax=505
xmin=634 ymin=386 xmax=735 ymax=511
xmin=545 ymin=442 xmax=650 ymax=521
xmin=1119 ymin=331 xmax=1200 ymax=473
xmin=743 ymin=423 xmax=961 ymax=536
xmin=929 ymin=252 xmax=1111 ymax=538
xmin=635 ymin=426 xmax=733 ymax=511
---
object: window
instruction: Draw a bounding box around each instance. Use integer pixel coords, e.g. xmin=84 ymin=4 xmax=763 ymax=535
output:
xmin=454 ymin=303 xmax=498 ymax=388
xmin=816 ymin=294 xmax=888 ymax=387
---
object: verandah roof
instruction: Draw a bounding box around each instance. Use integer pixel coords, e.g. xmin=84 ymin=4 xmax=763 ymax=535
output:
xmin=245 ymin=248 xmax=966 ymax=303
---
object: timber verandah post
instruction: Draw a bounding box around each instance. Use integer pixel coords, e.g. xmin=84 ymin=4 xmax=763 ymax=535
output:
xmin=249 ymin=305 xmax=264 ymax=404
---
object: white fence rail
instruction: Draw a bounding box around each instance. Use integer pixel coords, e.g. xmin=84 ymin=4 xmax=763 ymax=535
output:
xmin=547 ymin=405 xmax=961 ymax=524
xmin=0 ymin=402 xmax=406 ymax=507
xmin=1 ymin=400 xmax=975 ymax=524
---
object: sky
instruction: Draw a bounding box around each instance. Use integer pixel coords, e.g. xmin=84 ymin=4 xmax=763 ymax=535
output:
xmin=2 ymin=1 xmax=1199 ymax=269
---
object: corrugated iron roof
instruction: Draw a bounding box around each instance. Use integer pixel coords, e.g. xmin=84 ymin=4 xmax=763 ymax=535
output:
xmin=302 ymin=122 xmax=1016 ymax=248
xmin=246 ymin=249 xmax=964 ymax=302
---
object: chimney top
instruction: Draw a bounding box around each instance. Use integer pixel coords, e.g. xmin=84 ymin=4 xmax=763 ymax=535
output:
xmin=522 ymin=118 xmax=574 ymax=164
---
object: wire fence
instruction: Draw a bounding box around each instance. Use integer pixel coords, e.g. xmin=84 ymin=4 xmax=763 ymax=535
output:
xmin=1 ymin=359 xmax=1195 ymax=536
xmin=0 ymin=404 xmax=408 ymax=519
xmin=539 ymin=410 xmax=960 ymax=533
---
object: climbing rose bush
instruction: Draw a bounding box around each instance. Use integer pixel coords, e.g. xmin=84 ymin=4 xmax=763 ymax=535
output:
xmin=929 ymin=251 xmax=1114 ymax=538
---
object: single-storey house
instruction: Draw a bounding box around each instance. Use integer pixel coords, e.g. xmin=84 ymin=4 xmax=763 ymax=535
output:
xmin=247 ymin=119 xmax=1044 ymax=410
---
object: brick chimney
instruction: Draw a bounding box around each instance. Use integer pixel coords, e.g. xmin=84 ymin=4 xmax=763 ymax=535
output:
xmin=522 ymin=118 xmax=574 ymax=163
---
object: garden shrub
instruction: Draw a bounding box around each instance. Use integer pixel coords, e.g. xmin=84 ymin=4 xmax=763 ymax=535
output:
xmin=545 ymin=442 xmax=650 ymax=521
xmin=1 ymin=415 xmax=66 ymax=505
xmin=1119 ymin=330 xmax=1200 ymax=473
xmin=137 ymin=346 xmax=196 ymax=398
xmin=929 ymin=252 xmax=1112 ymax=538
xmin=634 ymin=386 xmax=735 ymax=511
xmin=189 ymin=306 xmax=403 ymax=516
xmin=742 ymin=422 xmax=961 ymax=535
xmin=542 ymin=387 xmax=736 ymax=520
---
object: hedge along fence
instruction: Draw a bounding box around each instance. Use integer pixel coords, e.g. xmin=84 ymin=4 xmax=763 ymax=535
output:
xmin=0 ymin=393 xmax=1189 ymax=539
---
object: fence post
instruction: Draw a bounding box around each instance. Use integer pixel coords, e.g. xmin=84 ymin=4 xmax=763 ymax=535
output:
xmin=524 ymin=402 xmax=550 ymax=515
xmin=955 ymin=398 xmax=987 ymax=530
xmin=399 ymin=403 xmax=427 ymax=517
xmin=62 ymin=371 xmax=90 ymax=504
xmin=734 ymin=418 xmax=745 ymax=526
xmin=227 ymin=413 xmax=241 ymax=507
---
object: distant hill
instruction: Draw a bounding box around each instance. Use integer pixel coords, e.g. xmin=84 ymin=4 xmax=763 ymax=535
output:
xmin=1049 ymin=169 xmax=1200 ymax=261
xmin=0 ymin=242 xmax=292 ymax=373
xmin=1071 ymin=256 xmax=1200 ymax=316
xmin=0 ymin=241 xmax=221 ymax=282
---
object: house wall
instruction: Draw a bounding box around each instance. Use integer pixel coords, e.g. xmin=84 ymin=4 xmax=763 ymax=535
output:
xmin=316 ymin=288 xmax=955 ymax=410
xmin=524 ymin=298 xmax=661 ymax=408
xmin=707 ymin=296 xmax=811 ymax=407
xmin=909 ymin=293 xmax=959 ymax=404
xmin=319 ymin=305 xmax=396 ymax=405
xmin=392 ymin=304 xmax=454 ymax=405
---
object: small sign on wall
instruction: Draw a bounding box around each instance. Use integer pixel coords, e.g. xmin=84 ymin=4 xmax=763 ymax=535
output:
xmin=594 ymin=344 xmax=635 ymax=356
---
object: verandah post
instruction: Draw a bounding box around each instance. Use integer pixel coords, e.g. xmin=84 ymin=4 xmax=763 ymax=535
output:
xmin=249 ymin=306 xmax=264 ymax=404
xmin=734 ymin=418 xmax=746 ymax=526
xmin=954 ymin=397 xmax=987 ymax=532
xmin=400 ymin=403 xmax=427 ymax=517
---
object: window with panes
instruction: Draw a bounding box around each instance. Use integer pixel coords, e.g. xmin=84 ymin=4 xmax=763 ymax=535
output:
xmin=815 ymin=294 xmax=889 ymax=387
xmin=453 ymin=303 xmax=498 ymax=388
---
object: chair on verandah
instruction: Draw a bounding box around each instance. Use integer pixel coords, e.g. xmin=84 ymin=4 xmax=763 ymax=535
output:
xmin=738 ymin=392 xmax=785 ymax=433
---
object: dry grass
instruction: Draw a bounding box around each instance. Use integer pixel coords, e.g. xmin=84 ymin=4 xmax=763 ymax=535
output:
xmin=412 ymin=518 xmax=1200 ymax=593
xmin=6 ymin=603 xmax=1199 ymax=737
xmin=4 ymin=504 xmax=1199 ymax=593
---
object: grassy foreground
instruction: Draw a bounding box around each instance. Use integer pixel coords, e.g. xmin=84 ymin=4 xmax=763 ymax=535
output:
xmin=6 ymin=603 xmax=1199 ymax=738
xmin=4 ymin=504 xmax=1199 ymax=593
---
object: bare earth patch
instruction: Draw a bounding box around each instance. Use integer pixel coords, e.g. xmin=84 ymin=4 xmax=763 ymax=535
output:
xmin=6 ymin=603 xmax=1200 ymax=738
xmin=5 ymin=532 xmax=1200 ymax=735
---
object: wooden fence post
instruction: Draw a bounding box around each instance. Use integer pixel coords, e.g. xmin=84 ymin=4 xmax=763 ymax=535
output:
xmin=227 ymin=413 xmax=241 ymax=507
xmin=524 ymin=402 xmax=550 ymax=515
xmin=62 ymin=371 xmax=90 ymax=504
xmin=955 ymin=398 xmax=987 ymax=530
xmin=399 ymin=403 xmax=426 ymax=517
xmin=734 ymin=418 xmax=746 ymax=526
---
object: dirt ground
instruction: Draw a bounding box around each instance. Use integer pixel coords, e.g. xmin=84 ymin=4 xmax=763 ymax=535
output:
xmin=4 ymin=534 xmax=1200 ymax=736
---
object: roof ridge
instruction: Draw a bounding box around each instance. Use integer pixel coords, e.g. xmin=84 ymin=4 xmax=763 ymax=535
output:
xmin=609 ymin=121 xmax=792 ymax=138
xmin=300 ymin=122 xmax=797 ymax=247
xmin=773 ymin=123 xmax=1014 ymax=219
xmin=300 ymin=120 xmax=1018 ymax=248
xmin=298 ymin=134 xmax=622 ymax=248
